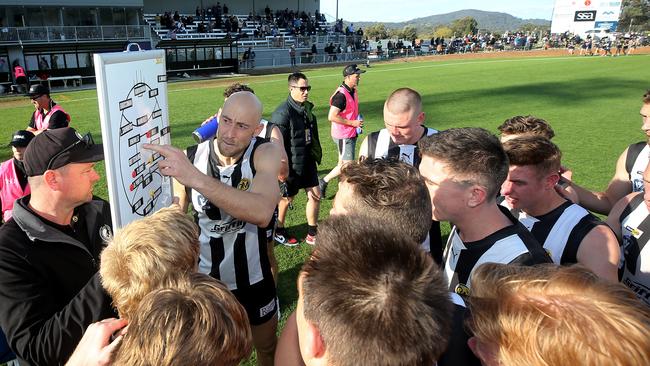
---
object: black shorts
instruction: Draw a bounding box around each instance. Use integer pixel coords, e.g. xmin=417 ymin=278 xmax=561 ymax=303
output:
xmin=231 ymin=275 xmax=277 ymax=326
xmin=286 ymin=156 xmax=319 ymax=197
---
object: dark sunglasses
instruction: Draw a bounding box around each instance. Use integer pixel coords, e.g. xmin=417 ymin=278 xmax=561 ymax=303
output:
xmin=46 ymin=132 xmax=94 ymax=171
xmin=291 ymin=85 xmax=311 ymax=92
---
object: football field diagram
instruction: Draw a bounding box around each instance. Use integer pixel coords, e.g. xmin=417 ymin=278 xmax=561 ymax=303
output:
xmin=95 ymin=50 xmax=173 ymax=228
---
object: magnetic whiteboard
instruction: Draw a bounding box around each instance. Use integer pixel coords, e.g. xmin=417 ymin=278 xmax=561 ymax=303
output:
xmin=94 ymin=49 xmax=173 ymax=229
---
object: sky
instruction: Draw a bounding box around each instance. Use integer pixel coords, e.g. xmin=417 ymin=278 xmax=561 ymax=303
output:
xmin=319 ymin=0 xmax=555 ymax=22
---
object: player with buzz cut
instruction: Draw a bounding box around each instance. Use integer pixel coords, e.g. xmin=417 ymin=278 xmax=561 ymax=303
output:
xmin=358 ymin=87 xmax=443 ymax=263
xmin=418 ymin=127 xmax=551 ymax=296
xmin=146 ymin=91 xmax=282 ymax=366
xmin=559 ymin=90 xmax=650 ymax=214
xmin=501 ymin=136 xmax=620 ymax=282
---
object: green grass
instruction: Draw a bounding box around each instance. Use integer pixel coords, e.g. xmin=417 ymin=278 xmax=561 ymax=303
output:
xmin=1 ymin=53 xmax=649 ymax=364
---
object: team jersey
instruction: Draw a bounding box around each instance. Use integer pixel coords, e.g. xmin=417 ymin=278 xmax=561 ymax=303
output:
xmin=364 ymin=127 xmax=438 ymax=166
xmin=503 ymin=200 xmax=604 ymax=265
xmin=438 ymin=293 xmax=481 ymax=366
xmin=619 ymin=193 xmax=650 ymax=305
xmin=625 ymin=141 xmax=649 ymax=192
xmin=189 ymin=137 xmax=273 ymax=291
xmin=443 ymin=206 xmax=550 ymax=296
xmin=363 ymin=126 xmax=441 ymax=261
xmin=258 ymin=119 xmax=274 ymax=140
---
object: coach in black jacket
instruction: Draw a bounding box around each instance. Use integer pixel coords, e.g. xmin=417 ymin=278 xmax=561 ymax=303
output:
xmin=0 ymin=128 xmax=115 ymax=366
xmin=271 ymin=72 xmax=322 ymax=244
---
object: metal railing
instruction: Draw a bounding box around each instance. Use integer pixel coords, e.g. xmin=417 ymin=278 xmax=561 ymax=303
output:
xmin=0 ymin=25 xmax=150 ymax=44
xmin=239 ymin=51 xmax=369 ymax=70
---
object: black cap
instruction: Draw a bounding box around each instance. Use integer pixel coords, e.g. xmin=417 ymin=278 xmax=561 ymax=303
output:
xmin=343 ymin=64 xmax=366 ymax=77
xmin=10 ymin=130 xmax=35 ymax=147
xmin=24 ymin=127 xmax=104 ymax=177
xmin=27 ymin=84 xmax=49 ymax=99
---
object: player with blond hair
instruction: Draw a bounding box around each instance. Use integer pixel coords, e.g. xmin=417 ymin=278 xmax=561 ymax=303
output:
xmin=467 ymin=263 xmax=650 ymax=366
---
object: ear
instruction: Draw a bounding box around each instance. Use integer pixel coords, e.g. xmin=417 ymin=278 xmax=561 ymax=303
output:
xmin=544 ymin=172 xmax=560 ymax=190
xmin=253 ymin=121 xmax=264 ymax=137
xmin=416 ymin=111 xmax=425 ymax=125
xmin=467 ymin=184 xmax=488 ymax=208
xmin=296 ymin=274 xmax=328 ymax=365
xmin=301 ymin=318 xmax=327 ymax=364
xmin=43 ymin=170 xmax=62 ymax=191
xmin=468 ymin=336 xmax=499 ymax=366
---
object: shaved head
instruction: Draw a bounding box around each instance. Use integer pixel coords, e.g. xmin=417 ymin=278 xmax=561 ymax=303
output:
xmin=222 ymin=91 xmax=263 ymax=125
xmin=384 ymin=88 xmax=422 ymax=115
xmin=383 ymin=88 xmax=426 ymax=145
xmin=217 ymin=91 xmax=263 ymax=158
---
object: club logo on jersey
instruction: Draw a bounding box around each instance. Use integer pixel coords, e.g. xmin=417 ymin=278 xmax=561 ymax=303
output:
xmin=633 ymin=176 xmax=644 ymax=192
xmin=625 ymin=225 xmax=643 ymax=239
xmin=99 ymin=224 xmax=113 ymax=241
xmin=454 ymin=283 xmax=470 ymax=296
xmin=400 ymin=151 xmax=413 ymax=164
xmin=237 ymin=178 xmax=251 ymax=191
xmin=545 ymin=248 xmax=553 ymax=259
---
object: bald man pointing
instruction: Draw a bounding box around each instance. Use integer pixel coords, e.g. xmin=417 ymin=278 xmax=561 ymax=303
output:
xmin=145 ymin=91 xmax=282 ymax=366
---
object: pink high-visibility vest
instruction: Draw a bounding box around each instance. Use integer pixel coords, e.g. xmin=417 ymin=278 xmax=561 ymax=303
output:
xmin=329 ymin=85 xmax=359 ymax=139
xmin=0 ymin=159 xmax=30 ymax=222
xmin=33 ymin=104 xmax=70 ymax=130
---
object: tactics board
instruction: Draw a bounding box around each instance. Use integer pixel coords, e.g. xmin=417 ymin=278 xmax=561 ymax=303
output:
xmin=94 ymin=50 xmax=173 ymax=229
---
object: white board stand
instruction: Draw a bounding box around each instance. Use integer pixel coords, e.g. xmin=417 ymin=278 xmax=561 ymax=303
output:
xmin=94 ymin=49 xmax=173 ymax=229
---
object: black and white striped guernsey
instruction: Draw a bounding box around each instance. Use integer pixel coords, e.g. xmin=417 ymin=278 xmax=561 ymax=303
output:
xmin=619 ymin=192 xmax=650 ymax=305
xmin=364 ymin=126 xmax=437 ymax=166
xmin=363 ymin=126 xmax=442 ymax=260
xmin=503 ymin=200 xmax=605 ymax=265
xmin=625 ymin=141 xmax=649 ymax=192
xmin=190 ymin=137 xmax=273 ymax=291
xmin=443 ymin=206 xmax=550 ymax=296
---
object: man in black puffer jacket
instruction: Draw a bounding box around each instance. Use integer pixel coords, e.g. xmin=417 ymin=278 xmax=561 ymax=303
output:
xmin=272 ymin=72 xmax=322 ymax=246
xmin=0 ymin=128 xmax=116 ymax=366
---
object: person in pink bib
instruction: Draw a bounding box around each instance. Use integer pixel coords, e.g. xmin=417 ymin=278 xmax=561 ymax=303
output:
xmin=26 ymin=84 xmax=70 ymax=134
xmin=0 ymin=130 xmax=34 ymax=223
xmin=319 ymin=64 xmax=366 ymax=198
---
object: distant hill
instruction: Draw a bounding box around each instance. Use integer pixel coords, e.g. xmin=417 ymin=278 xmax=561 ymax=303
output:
xmin=351 ymin=9 xmax=550 ymax=33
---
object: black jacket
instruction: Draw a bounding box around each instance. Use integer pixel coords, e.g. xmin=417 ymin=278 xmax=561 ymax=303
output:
xmin=0 ymin=196 xmax=116 ymax=366
xmin=272 ymin=95 xmax=322 ymax=176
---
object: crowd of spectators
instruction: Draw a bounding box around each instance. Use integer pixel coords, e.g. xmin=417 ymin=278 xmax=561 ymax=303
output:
xmin=154 ymin=4 xmax=335 ymax=40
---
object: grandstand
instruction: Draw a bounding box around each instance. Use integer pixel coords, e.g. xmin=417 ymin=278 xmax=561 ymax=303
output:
xmin=0 ymin=0 xmax=372 ymax=94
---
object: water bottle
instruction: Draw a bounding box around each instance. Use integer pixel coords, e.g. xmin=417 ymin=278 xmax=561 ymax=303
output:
xmin=193 ymin=117 xmax=218 ymax=143
xmin=356 ymin=113 xmax=363 ymax=135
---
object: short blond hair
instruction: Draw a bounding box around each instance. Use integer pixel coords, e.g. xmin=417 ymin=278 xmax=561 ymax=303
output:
xmin=100 ymin=206 xmax=200 ymax=318
xmin=468 ymin=263 xmax=650 ymax=366
xmin=112 ymin=273 xmax=252 ymax=366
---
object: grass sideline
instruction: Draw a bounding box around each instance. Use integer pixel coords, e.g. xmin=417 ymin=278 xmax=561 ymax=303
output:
xmin=1 ymin=52 xmax=649 ymax=364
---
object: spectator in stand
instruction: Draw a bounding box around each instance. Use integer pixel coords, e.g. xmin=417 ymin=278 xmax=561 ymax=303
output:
xmin=310 ymin=43 xmax=317 ymax=63
xmin=289 ymin=45 xmax=297 ymax=67
xmin=12 ymin=60 xmax=27 ymax=93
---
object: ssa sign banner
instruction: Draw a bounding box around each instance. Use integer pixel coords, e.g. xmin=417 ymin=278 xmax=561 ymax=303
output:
xmin=574 ymin=10 xmax=597 ymax=21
